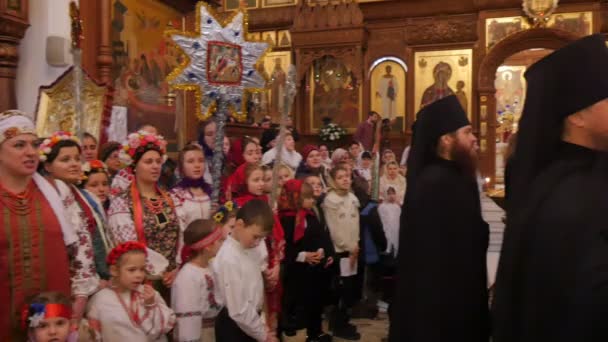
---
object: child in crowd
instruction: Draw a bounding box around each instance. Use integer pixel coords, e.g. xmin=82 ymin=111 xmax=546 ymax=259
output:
xmin=322 ymin=166 xmax=361 ymax=340
xmin=214 ymin=200 xmax=239 ymax=237
xmin=377 ymin=187 xmax=400 ymax=257
xmin=172 ymin=219 xmax=225 ymax=342
xmin=87 ymin=242 xmax=176 ymax=341
xmin=279 ymin=180 xmax=334 ymax=342
xmin=356 ymin=151 xmax=373 ymax=182
xmin=22 ymin=292 xmax=76 ymax=342
xmin=214 ymin=200 xmax=278 ymax=342
xmin=379 ymin=161 xmax=406 ymax=205
xmin=234 ymin=163 xmax=285 ymax=339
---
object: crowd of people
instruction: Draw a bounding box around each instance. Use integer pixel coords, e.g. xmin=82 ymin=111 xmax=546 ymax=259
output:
xmin=0 ymin=108 xmax=404 ymax=342
xmin=5 ymin=32 xmax=608 ymax=342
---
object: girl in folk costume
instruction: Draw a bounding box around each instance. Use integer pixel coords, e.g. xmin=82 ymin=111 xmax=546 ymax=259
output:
xmin=379 ymin=161 xmax=406 ymax=205
xmin=39 ymin=132 xmax=111 ymax=283
xmin=80 ymin=160 xmax=112 ymax=211
xmin=0 ymin=111 xmax=98 ymax=341
xmin=225 ymin=137 xmax=261 ymax=199
xmin=107 ymin=131 xmax=180 ymax=290
xmin=279 ymin=180 xmax=334 ymax=342
xmin=87 ymin=242 xmax=176 ymax=341
xmin=172 ymin=219 xmax=225 ymax=342
xmin=22 ymin=292 xmax=76 ymax=342
xmin=233 ymin=163 xmax=285 ymax=337
xmin=213 ymin=200 xmax=239 ymax=237
xmin=170 ymin=143 xmax=213 ymax=265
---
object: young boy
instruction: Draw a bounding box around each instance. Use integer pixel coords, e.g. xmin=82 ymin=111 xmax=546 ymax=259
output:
xmin=214 ymin=199 xmax=277 ymax=342
xmin=322 ymin=166 xmax=361 ymax=340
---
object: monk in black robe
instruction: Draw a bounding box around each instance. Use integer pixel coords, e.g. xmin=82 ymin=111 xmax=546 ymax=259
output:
xmin=389 ymin=95 xmax=490 ymax=342
xmin=492 ymin=34 xmax=608 ymax=342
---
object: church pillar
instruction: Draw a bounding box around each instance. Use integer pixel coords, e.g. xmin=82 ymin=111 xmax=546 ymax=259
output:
xmin=0 ymin=0 xmax=29 ymax=112
xmin=478 ymin=90 xmax=496 ymax=188
xmin=97 ymin=0 xmax=112 ymax=84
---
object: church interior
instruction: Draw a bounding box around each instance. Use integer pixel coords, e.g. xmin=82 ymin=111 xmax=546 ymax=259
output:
xmin=1 ymin=0 xmax=605 ymax=340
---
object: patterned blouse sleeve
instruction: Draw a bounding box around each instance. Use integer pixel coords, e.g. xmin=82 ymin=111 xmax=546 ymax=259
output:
xmin=106 ymin=191 xmax=138 ymax=244
xmin=60 ymin=183 xmax=99 ymax=297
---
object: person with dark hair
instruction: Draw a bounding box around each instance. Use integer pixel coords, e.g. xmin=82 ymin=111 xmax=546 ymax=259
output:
xmin=170 ymin=143 xmax=213 ymax=265
xmin=99 ymin=141 xmax=122 ymax=178
xmin=107 ymin=131 xmax=180 ymax=291
xmin=172 ymin=219 xmax=225 ymax=341
xmin=82 ymin=132 xmax=99 ymax=162
xmin=493 ymin=34 xmax=608 ymax=342
xmin=214 ymin=199 xmax=278 ymax=342
xmin=354 ymin=111 xmax=380 ymax=152
xmin=40 ymin=131 xmax=110 ymax=284
xmin=389 ymin=95 xmax=489 ymax=342
xmin=197 ymin=119 xmax=218 ymax=184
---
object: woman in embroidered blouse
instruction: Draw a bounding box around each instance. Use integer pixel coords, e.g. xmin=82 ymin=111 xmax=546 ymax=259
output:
xmin=107 ymin=131 xmax=180 ymax=289
xmin=39 ymin=131 xmax=111 ymax=283
xmin=170 ymin=143 xmax=213 ymax=265
xmin=0 ymin=111 xmax=98 ymax=340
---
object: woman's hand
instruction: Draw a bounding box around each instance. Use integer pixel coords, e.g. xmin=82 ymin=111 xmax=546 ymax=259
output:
xmin=162 ymin=269 xmax=178 ymax=287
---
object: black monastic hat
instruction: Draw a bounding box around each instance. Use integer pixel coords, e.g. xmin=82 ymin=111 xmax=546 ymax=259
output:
xmin=510 ymin=34 xmax=608 ymax=202
xmin=406 ymin=95 xmax=470 ymax=188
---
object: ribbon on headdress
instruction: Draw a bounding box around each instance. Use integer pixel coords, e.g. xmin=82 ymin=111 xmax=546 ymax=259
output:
xmin=180 ymin=226 xmax=223 ymax=263
xmin=21 ymin=303 xmax=72 ymax=329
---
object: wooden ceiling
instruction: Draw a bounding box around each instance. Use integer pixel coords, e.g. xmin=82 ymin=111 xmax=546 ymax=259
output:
xmin=159 ymin=0 xmax=220 ymax=13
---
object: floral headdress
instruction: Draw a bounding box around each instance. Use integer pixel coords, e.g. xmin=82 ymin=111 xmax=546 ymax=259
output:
xmin=212 ymin=200 xmax=238 ymax=224
xmin=21 ymin=302 xmax=71 ymax=329
xmin=119 ymin=131 xmax=168 ymax=167
xmin=39 ymin=131 xmax=80 ymax=162
xmin=106 ymin=241 xmax=147 ymax=266
xmin=82 ymin=159 xmax=109 ymax=181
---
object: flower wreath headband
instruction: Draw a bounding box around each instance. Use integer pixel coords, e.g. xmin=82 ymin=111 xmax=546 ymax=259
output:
xmin=119 ymin=131 xmax=168 ymax=167
xmin=213 ymin=200 xmax=238 ymax=224
xmin=82 ymin=159 xmax=109 ymax=180
xmin=106 ymin=241 xmax=147 ymax=266
xmin=39 ymin=131 xmax=80 ymax=162
xmin=21 ymin=302 xmax=72 ymax=329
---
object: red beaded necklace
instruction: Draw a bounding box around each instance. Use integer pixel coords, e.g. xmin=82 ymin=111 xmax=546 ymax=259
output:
xmin=0 ymin=181 xmax=34 ymax=216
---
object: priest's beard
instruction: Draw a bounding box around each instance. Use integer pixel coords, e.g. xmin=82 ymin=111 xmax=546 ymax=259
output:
xmin=450 ymin=140 xmax=479 ymax=180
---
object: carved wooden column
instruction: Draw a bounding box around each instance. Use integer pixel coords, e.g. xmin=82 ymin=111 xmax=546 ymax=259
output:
xmin=0 ymin=0 xmax=29 ymax=111
xmin=97 ymin=0 xmax=112 ymax=84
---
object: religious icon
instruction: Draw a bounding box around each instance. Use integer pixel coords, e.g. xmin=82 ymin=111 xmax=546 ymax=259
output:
xmin=263 ymin=31 xmax=277 ymax=48
xmin=414 ymin=49 xmax=472 ymax=117
xmin=548 ymin=12 xmax=592 ymax=36
xmin=207 ymin=42 xmax=243 ymax=85
xmin=225 ymin=0 xmax=257 ymax=10
xmin=247 ymin=32 xmax=261 ymax=41
xmin=278 ymin=30 xmax=291 ymax=47
xmin=455 ymin=80 xmax=468 ymax=113
xmin=269 ymin=57 xmax=287 ymax=118
xmin=420 ymin=62 xmax=455 ymax=108
xmin=486 ymin=17 xmax=528 ymax=49
xmin=375 ymin=65 xmax=399 ymax=120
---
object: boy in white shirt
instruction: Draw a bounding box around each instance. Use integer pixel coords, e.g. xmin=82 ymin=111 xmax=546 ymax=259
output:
xmin=214 ymin=199 xmax=277 ymax=342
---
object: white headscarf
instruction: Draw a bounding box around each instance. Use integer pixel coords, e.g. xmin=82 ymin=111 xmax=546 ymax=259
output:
xmin=0 ymin=110 xmax=37 ymax=145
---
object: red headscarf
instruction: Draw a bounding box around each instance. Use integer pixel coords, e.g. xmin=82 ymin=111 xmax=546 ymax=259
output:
xmin=278 ymin=179 xmax=313 ymax=242
xmin=301 ymin=144 xmax=319 ymax=163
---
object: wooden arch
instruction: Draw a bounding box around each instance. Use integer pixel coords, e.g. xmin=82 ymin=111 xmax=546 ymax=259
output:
xmin=476 ymin=27 xmax=580 ymax=186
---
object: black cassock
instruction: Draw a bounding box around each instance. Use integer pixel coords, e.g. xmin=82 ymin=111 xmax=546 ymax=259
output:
xmin=492 ymin=143 xmax=608 ymax=342
xmin=389 ymin=158 xmax=490 ymax=342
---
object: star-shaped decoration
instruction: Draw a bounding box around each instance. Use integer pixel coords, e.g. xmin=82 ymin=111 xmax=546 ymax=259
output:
xmin=166 ymin=3 xmax=268 ymax=121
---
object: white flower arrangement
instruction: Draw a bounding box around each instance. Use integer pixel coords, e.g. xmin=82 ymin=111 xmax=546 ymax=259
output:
xmin=319 ymin=122 xmax=347 ymax=142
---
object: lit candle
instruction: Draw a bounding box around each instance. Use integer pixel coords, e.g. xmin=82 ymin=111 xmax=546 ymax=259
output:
xmin=484 ymin=177 xmax=491 ymax=184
